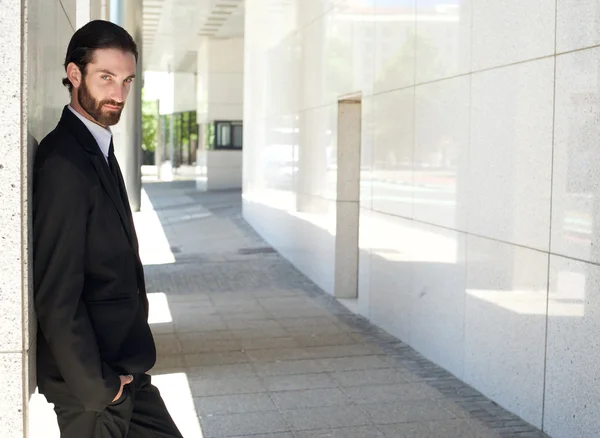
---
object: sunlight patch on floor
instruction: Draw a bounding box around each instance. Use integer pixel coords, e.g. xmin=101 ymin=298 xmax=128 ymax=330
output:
xmin=152 ymin=372 xmax=204 ymax=438
xmin=29 ymin=389 xmax=60 ymax=438
xmin=134 ymin=188 xmax=176 ymax=266
xmin=148 ymin=292 xmax=173 ymax=324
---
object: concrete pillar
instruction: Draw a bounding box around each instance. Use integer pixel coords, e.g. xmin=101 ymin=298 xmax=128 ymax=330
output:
xmin=0 ymin=2 xmax=29 ymax=437
xmin=169 ymin=113 xmax=175 ymax=166
xmin=155 ymin=106 xmax=163 ymax=180
xmin=76 ymin=0 xmax=105 ymax=29
xmin=110 ymin=0 xmax=143 ymax=211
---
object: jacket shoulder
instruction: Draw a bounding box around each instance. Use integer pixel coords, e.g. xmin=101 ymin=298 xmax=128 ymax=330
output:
xmin=34 ymin=126 xmax=91 ymax=186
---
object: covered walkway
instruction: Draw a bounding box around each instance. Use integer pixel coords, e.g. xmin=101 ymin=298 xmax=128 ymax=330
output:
xmin=132 ymin=182 xmax=547 ymax=438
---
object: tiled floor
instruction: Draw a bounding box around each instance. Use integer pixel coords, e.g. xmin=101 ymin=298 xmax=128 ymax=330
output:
xmin=136 ymin=181 xmax=549 ymax=438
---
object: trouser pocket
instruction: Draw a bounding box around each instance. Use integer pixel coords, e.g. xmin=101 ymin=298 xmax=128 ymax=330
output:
xmin=108 ymin=385 xmax=129 ymax=406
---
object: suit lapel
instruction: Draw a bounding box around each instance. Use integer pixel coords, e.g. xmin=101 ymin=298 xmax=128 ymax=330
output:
xmin=90 ymin=155 xmax=134 ymax=244
xmin=58 ymin=107 xmax=134 ymax=246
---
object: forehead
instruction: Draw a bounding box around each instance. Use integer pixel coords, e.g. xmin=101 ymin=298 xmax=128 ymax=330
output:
xmin=88 ymin=48 xmax=136 ymax=74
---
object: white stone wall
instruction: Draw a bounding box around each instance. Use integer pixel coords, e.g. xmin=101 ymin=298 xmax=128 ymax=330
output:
xmin=0 ymin=1 xmax=28 ymax=436
xmin=173 ymin=72 xmax=197 ymax=114
xmin=197 ymin=37 xmax=244 ymax=123
xmin=1 ymin=1 xmax=102 ymax=435
xmin=242 ymin=0 xmax=600 ymax=436
xmin=196 ymin=150 xmax=243 ymax=191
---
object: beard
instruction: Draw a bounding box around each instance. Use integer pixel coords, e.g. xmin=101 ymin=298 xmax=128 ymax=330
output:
xmin=78 ymin=78 xmax=124 ymax=126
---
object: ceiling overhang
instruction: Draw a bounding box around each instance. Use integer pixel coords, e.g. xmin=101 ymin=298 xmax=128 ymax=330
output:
xmin=142 ymin=0 xmax=245 ymax=73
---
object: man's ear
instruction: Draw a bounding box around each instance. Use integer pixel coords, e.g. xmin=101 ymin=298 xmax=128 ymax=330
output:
xmin=66 ymin=62 xmax=82 ymax=89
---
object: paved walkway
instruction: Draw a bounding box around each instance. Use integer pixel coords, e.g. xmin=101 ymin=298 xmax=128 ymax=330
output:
xmin=134 ymin=181 xmax=548 ymax=438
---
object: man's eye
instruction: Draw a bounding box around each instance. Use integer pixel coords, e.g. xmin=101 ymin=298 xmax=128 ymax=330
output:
xmin=101 ymin=75 xmax=110 ymax=80
xmin=125 ymin=78 xmax=134 ymax=83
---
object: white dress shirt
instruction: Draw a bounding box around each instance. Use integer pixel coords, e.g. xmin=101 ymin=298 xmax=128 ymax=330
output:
xmin=68 ymin=105 xmax=112 ymax=164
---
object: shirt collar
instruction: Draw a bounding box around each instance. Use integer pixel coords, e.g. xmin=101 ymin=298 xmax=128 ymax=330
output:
xmin=68 ymin=105 xmax=112 ymax=159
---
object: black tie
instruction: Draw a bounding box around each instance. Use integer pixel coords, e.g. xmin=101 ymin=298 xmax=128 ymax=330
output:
xmin=107 ymin=139 xmax=144 ymax=297
xmin=107 ymin=139 xmax=122 ymax=194
xmin=107 ymin=138 xmax=134 ymax=230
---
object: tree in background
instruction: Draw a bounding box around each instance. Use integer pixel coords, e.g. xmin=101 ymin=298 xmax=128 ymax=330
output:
xmin=141 ymin=89 xmax=158 ymax=164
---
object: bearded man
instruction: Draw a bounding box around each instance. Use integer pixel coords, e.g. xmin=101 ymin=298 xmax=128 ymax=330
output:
xmin=32 ymin=20 xmax=183 ymax=438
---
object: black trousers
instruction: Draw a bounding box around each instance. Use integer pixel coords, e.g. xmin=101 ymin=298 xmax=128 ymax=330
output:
xmin=49 ymin=374 xmax=183 ymax=438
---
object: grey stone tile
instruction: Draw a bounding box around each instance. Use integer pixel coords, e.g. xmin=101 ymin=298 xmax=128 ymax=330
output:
xmin=152 ymin=354 xmax=185 ymax=372
xmin=178 ymin=330 xmax=236 ymax=343
xmin=174 ymin=315 xmax=225 ymax=326
xmin=285 ymin=325 xmax=347 ymax=337
xmin=334 ymin=321 xmax=362 ymax=333
xmin=379 ymin=420 xmax=482 ymax=438
xmin=436 ymin=399 xmax=472 ymax=419
xmin=179 ymin=336 xmax=243 ymax=353
xmin=349 ymin=333 xmax=380 ymax=344
xmin=271 ymin=388 xmax=350 ymax=410
xmin=240 ymin=337 xmax=299 ymax=350
xmin=271 ymin=309 xmax=333 ymax=319
xmin=294 ymin=333 xmax=360 ymax=347
xmin=150 ymin=322 xmax=176 ymax=335
xmin=253 ymin=355 xmax=392 ymax=376
xmin=148 ymin=366 xmax=187 ymax=377
xmin=253 ymin=359 xmax=325 ymax=376
xmin=314 ymin=355 xmax=391 ymax=372
xmin=231 ymin=327 xmax=290 ymax=339
xmin=343 ymin=383 xmax=444 ymax=404
xmin=227 ymin=319 xmax=283 ymax=331
xmin=189 ymin=376 xmax=265 ymax=396
xmin=465 ymin=419 xmax=503 ymax=437
xmin=361 ymin=399 xmax=456 ymax=425
xmin=295 ymin=426 xmax=385 ymax=438
xmin=227 ymin=434 xmax=294 ymax=438
xmin=258 ymin=296 xmax=317 ymax=306
xmin=199 ymin=411 xmax=290 ymax=437
xmin=170 ymin=304 xmax=218 ymax=317
xmin=282 ymin=405 xmax=372 ymax=430
xmin=279 ymin=317 xmax=338 ymax=328
xmin=194 ymin=393 xmax=277 ymax=415
xmin=184 ymin=351 xmax=249 ymax=367
xmin=262 ymin=373 xmax=337 ymax=392
xmin=220 ymin=311 xmax=272 ymax=322
xmin=304 ymin=344 xmax=382 ymax=359
xmin=329 ymin=369 xmax=410 ymax=387
xmin=166 ymin=293 xmax=212 ymax=303
xmin=175 ymin=316 xmax=228 ymax=332
xmin=211 ymin=295 xmax=259 ymax=306
xmin=140 ymin=186 xmax=546 ymax=438
xmin=246 ymin=347 xmax=311 ymax=362
xmin=215 ymin=304 xmax=265 ymax=314
xmin=252 ymin=289 xmax=307 ymax=298
xmin=153 ymin=334 xmax=183 ymax=355
xmin=187 ymin=363 xmax=257 ymax=379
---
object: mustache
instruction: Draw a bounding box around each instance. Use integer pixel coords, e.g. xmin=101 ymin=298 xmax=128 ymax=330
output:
xmin=100 ymin=100 xmax=124 ymax=109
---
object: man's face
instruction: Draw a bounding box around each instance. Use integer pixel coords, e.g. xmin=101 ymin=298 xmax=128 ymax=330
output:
xmin=77 ymin=48 xmax=136 ymax=126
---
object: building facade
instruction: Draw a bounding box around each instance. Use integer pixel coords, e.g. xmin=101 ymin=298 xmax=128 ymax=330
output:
xmin=242 ymin=1 xmax=600 ymax=436
xmin=3 ymin=0 xmax=600 ymax=436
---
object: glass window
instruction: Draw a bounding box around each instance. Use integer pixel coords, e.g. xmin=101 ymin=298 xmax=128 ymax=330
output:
xmin=214 ymin=121 xmax=243 ymax=149
xmin=219 ymin=124 xmax=231 ymax=146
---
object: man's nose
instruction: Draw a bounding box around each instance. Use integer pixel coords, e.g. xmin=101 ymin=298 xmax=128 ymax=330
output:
xmin=110 ymin=85 xmax=125 ymax=103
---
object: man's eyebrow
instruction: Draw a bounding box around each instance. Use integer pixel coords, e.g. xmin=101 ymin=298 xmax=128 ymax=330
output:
xmin=98 ymin=70 xmax=136 ymax=79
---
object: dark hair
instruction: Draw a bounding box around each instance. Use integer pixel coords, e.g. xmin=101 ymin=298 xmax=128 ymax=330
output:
xmin=62 ymin=20 xmax=138 ymax=93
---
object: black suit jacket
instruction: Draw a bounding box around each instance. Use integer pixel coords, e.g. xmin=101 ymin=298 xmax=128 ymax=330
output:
xmin=33 ymin=106 xmax=156 ymax=412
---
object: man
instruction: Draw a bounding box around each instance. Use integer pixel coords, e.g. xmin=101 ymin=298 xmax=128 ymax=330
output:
xmin=33 ymin=20 xmax=183 ymax=438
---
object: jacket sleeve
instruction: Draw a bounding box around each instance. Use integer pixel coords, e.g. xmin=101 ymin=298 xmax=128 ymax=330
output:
xmin=33 ymin=152 xmax=121 ymax=412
